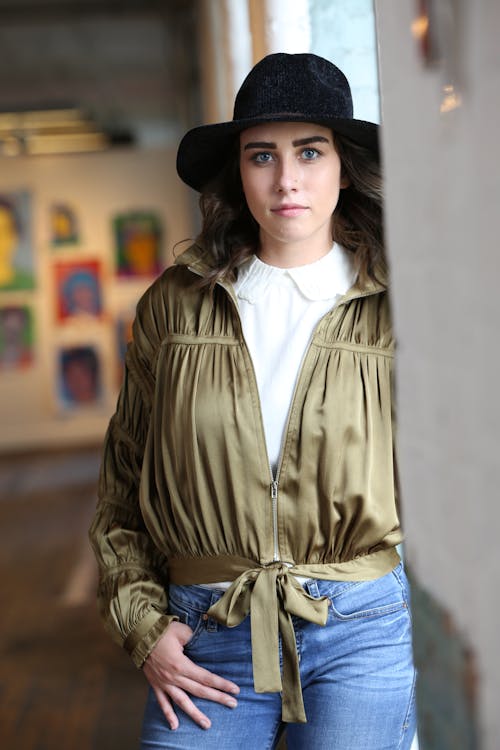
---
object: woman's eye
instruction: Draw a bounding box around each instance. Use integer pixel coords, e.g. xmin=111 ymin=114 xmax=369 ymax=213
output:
xmin=301 ymin=148 xmax=319 ymax=160
xmin=252 ymin=152 xmax=274 ymax=164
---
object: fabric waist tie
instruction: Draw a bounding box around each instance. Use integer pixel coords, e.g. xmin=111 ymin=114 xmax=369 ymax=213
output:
xmin=167 ymin=547 xmax=400 ymax=724
xmin=210 ymin=563 xmax=329 ymax=723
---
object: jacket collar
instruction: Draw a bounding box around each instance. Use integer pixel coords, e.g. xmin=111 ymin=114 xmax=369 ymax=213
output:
xmin=174 ymin=242 xmax=212 ymax=274
xmin=174 ymin=242 xmax=388 ymax=299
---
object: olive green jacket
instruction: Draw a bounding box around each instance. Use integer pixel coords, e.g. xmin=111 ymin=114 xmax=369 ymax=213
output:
xmin=89 ymin=244 xmax=402 ymax=723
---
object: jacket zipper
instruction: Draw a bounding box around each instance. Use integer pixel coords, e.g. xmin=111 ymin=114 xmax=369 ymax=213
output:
xmin=187 ymin=265 xmax=382 ymax=564
xmin=211 ymin=277 xmax=289 ymax=561
xmin=270 ymin=480 xmax=279 ymax=561
xmin=268 ymin=328 xmax=318 ymax=561
xmin=222 ymin=285 xmax=332 ymax=564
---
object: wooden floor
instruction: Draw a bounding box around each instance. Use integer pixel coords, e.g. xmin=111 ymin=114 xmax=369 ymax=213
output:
xmin=0 ymin=447 xmax=148 ymax=750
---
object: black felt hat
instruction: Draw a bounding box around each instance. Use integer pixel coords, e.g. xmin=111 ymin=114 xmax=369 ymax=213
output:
xmin=176 ymin=52 xmax=379 ymax=192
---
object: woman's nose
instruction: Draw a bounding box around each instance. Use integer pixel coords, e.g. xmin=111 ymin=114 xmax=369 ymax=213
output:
xmin=275 ymin=156 xmax=299 ymax=191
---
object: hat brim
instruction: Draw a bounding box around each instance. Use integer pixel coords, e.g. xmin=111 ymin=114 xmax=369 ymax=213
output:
xmin=176 ymin=114 xmax=379 ymax=192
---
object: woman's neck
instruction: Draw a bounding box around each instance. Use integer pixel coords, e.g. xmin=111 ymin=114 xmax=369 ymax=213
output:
xmin=257 ymin=240 xmax=332 ymax=269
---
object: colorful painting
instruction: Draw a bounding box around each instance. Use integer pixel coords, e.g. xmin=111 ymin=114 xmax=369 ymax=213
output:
xmin=58 ymin=345 xmax=101 ymax=408
xmin=0 ymin=305 xmax=34 ymax=369
xmin=54 ymin=259 xmax=103 ymax=321
xmin=113 ymin=211 xmax=163 ymax=278
xmin=50 ymin=203 xmax=80 ymax=246
xmin=0 ymin=190 xmax=35 ymax=291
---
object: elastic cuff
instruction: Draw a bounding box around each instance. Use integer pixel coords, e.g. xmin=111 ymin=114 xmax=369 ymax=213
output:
xmin=124 ymin=612 xmax=179 ymax=668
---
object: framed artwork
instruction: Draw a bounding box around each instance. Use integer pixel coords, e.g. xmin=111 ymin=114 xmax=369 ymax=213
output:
xmin=57 ymin=344 xmax=102 ymax=408
xmin=0 ymin=305 xmax=34 ymax=369
xmin=53 ymin=259 xmax=103 ymax=321
xmin=50 ymin=203 xmax=80 ymax=246
xmin=0 ymin=190 xmax=35 ymax=291
xmin=113 ymin=211 xmax=163 ymax=278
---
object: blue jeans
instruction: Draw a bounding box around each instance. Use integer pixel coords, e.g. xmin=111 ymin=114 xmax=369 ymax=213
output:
xmin=141 ymin=563 xmax=417 ymax=749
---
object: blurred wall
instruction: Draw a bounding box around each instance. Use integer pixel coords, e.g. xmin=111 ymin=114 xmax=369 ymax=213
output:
xmin=0 ymin=147 xmax=192 ymax=452
xmin=0 ymin=3 xmax=197 ymax=453
xmin=375 ymin=1 xmax=500 ymax=747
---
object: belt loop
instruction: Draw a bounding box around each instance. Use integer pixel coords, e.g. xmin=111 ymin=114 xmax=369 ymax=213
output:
xmin=305 ymin=578 xmax=320 ymax=598
xmin=206 ymin=591 xmax=222 ymax=632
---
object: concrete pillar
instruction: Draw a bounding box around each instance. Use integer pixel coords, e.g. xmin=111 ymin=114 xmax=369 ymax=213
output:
xmin=375 ymin=0 xmax=500 ymax=747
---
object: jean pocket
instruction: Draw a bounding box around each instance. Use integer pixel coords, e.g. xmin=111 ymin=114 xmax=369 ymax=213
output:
xmin=167 ymin=594 xmax=207 ymax=649
xmin=329 ymin=565 xmax=408 ymax=621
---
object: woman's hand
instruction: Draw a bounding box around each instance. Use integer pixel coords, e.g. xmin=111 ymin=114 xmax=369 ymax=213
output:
xmin=142 ymin=621 xmax=240 ymax=731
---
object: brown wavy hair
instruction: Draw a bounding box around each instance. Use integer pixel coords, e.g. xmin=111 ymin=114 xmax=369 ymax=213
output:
xmin=195 ymin=130 xmax=385 ymax=290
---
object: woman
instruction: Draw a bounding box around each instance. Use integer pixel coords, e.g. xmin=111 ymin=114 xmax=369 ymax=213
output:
xmin=90 ymin=53 xmax=417 ymax=749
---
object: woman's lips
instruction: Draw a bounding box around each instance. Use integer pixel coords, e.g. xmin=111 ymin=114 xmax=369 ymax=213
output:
xmin=270 ymin=204 xmax=308 ymax=218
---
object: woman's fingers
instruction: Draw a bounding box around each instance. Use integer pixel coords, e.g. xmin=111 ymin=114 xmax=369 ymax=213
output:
xmin=174 ymin=654 xmax=240 ymax=697
xmin=154 ymin=678 xmax=237 ymax=733
xmin=149 ymin=654 xmax=240 ymax=731
xmin=143 ymin=621 xmax=241 ymax=730
xmin=165 ymin=684 xmax=213 ymax=730
xmin=153 ymin=686 xmax=179 ymax=731
xmin=173 ymin=671 xmax=239 ymax=708
xmin=153 ymin=683 xmax=214 ymax=733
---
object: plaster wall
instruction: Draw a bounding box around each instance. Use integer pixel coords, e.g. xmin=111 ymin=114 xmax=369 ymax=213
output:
xmin=375 ymin=1 xmax=500 ymax=746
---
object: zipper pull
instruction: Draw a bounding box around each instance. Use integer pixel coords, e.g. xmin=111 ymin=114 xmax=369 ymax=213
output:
xmin=271 ymin=480 xmax=278 ymax=500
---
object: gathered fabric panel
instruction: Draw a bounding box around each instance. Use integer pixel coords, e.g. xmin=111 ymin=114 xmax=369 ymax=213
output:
xmin=89 ymin=253 xmax=403 ymax=675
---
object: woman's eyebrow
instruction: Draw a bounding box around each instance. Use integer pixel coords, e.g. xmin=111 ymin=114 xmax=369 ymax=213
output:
xmin=292 ymin=136 xmax=330 ymax=146
xmin=243 ymin=141 xmax=276 ymax=150
xmin=243 ymin=135 xmax=331 ymax=151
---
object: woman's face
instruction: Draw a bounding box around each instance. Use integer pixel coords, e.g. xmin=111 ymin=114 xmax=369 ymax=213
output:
xmin=239 ymin=121 xmax=346 ymax=265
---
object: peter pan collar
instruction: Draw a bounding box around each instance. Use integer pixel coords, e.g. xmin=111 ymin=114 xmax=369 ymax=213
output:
xmin=233 ymin=243 xmax=356 ymax=303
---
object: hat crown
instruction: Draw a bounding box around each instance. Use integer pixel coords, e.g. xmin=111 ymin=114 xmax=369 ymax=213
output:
xmin=233 ymin=53 xmax=354 ymax=122
xmin=176 ymin=52 xmax=378 ymax=191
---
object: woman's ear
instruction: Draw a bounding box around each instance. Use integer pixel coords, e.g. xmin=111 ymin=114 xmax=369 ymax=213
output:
xmin=340 ymin=173 xmax=350 ymax=189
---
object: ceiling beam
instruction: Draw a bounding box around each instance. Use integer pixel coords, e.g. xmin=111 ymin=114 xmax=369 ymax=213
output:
xmin=0 ymin=0 xmax=188 ymax=22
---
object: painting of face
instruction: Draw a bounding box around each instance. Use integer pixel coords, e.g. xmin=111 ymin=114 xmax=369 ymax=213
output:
xmin=0 ymin=192 xmax=34 ymax=291
xmin=0 ymin=306 xmax=34 ymax=369
xmin=113 ymin=211 xmax=163 ymax=278
xmin=59 ymin=345 xmax=101 ymax=408
xmin=54 ymin=260 xmax=103 ymax=322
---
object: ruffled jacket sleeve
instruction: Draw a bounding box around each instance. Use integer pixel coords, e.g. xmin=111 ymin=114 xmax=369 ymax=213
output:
xmin=89 ymin=284 xmax=176 ymax=668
